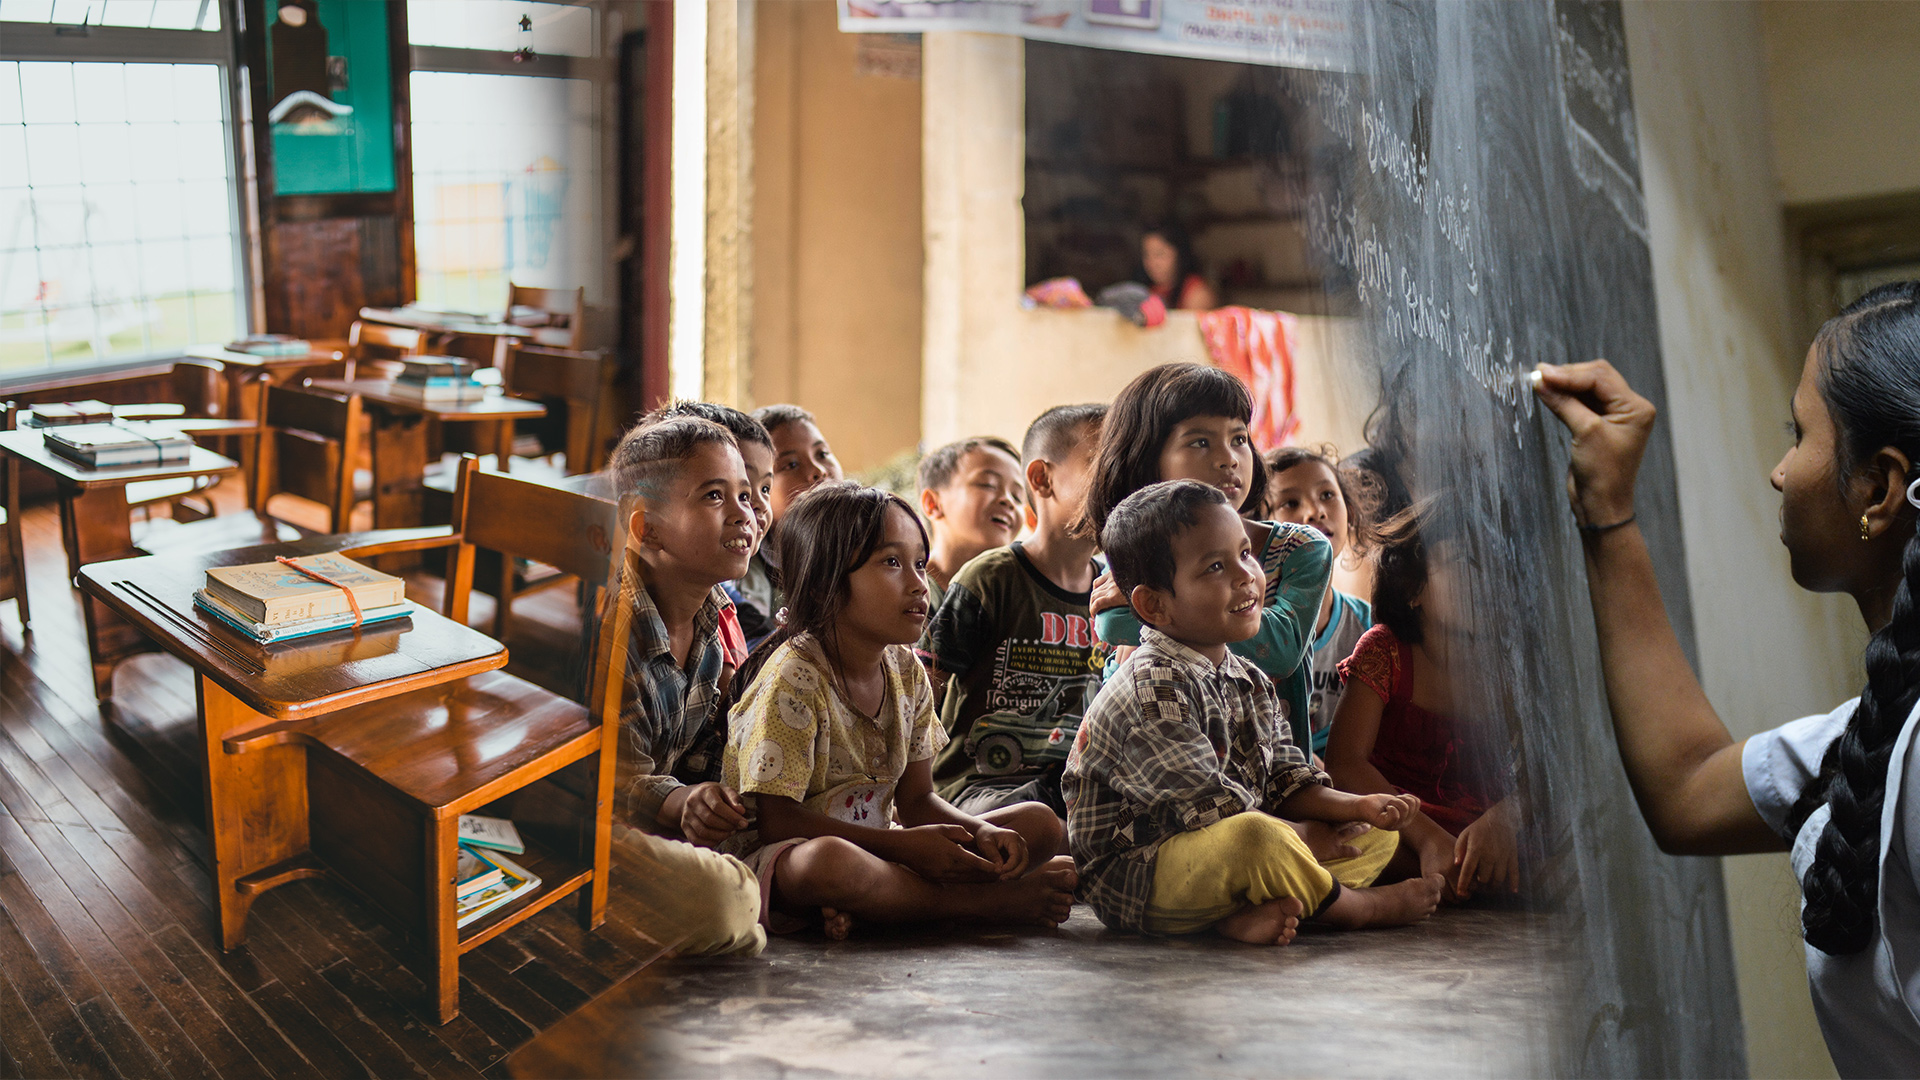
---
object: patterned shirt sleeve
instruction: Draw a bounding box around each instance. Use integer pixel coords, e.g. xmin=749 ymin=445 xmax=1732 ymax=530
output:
xmin=1337 ymin=624 xmax=1400 ymax=703
xmin=1233 ymin=521 xmax=1331 ymax=677
xmin=730 ymin=653 xmax=825 ymax=804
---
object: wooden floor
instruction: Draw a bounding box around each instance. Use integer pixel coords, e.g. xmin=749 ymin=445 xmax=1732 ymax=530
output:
xmin=0 ymin=483 xmax=672 ymax=1079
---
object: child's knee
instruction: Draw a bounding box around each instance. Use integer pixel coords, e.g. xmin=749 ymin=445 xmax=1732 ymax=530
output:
xmin=987 ymin=801 xmax=1064 ymax=852
xmin=670 ymin=852 xmax=767 ymax=957
xmin=780 ymin=836 xmax=877 ymax=901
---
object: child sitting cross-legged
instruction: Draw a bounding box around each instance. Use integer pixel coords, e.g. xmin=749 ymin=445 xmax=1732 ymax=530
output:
xmin=608 ymin=416 xmax=769 ymax=957
xmin=722 ymin=481 xmax=1079 ymax=938
xmin=1065 ymin=480 xmax=1445 ymax=944
xmin=925 ymin=405 xmax=1107 ymax=838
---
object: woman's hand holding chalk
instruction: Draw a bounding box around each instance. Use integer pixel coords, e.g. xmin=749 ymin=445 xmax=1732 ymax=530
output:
xmin=1532 ymin=360 xmax=1656 ymax=527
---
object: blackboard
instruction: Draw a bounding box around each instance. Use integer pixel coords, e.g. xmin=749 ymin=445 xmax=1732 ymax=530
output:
xmin=1268 ymin=3 xmax=1743 ymax=1074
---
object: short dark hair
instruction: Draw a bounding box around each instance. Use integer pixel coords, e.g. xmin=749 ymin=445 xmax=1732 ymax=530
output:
xmin=1078 ymin=363 xmax=1267 ymax=538
xmin=916 ymin=436 xmax=1020 ymax=494
xmin=1100 ymin=480 xmax=1229 ymax=600
xmin=751 ymin=403 xmax=818 ymax=438
xmin=610 ymin=416 xmax=737 ymax=509
xmin=1022 ymin=403 xmax=1106 ymax=466
xmin=641 ymin=400 xmax=772 ymax=451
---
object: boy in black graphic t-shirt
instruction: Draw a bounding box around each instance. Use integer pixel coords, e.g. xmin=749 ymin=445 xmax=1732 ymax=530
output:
xmin=927 ymin=405 xmax=1106 ymax=837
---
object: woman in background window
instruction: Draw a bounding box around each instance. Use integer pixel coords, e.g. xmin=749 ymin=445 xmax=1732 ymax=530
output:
xmin=1137 ymin=224 xmax=1217 ymax=312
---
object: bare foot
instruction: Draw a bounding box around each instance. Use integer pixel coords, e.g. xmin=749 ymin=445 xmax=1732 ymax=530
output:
xmin=1043 ymin=854 xmax=1077 ymax=876
xmin=990 ymin=865 xmax=1077 ymax=926
xmin=821 ymin=907 xmax=853 ymax=940
xmin=1215 ymin=897 xmax=1305 ymax=945
xmin=1314 ymin=873 xmax=1445 ymax=930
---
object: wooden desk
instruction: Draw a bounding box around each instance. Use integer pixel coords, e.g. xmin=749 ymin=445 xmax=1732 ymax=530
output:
xmin=75 ymin=535 xmax=505 ymax=951
xmin=307 ymin=379 xmax=547 ymax=529
xmin=0 ymin=430 xmax=241 ymax=692
xmin=358 ymin=306 xmax=531 ymax=364
xmin=185 ymin=343 xmax=347 ymax=496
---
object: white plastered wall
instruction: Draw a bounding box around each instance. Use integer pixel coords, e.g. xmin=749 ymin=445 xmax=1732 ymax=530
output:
xmin=1624 ymin=3 xmax=1865 ymax=1075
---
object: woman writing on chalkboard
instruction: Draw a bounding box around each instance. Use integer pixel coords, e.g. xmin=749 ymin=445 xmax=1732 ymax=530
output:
xmin=1533 ymin=282 xmax=1920 ymax=1075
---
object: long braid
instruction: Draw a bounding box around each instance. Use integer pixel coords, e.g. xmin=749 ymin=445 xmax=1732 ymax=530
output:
xmin=1801 ymin=525 xmax=1920 ymax=953
xmin=1793 ymin=279 xmax=1920 ymax=954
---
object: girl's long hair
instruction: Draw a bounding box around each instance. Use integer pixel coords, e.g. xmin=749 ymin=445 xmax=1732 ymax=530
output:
xmin=1785 ymin=281 xmax=1920 ymax=955
xmin=727 ymin=481 xmax=928 ymax=706
xmin=1076 ymin=362 xmax=1267 ymax=539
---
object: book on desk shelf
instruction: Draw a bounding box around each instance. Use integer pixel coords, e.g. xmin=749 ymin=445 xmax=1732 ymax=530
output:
xmin=456 ymin=844 xmax=506 ymax=900
xmin=456 ymin=847 xmax=541 ymax=928
xmin=203 ymin=553 xmax=405 ymax=625
xmin=397 ymin=357 xmax=477 ymax=381
xmin=457 ymin=814 xmax=526 ymax=854
xmin=386 ymin=380 xmax=489 ymax=404
xmin=42 ymin=422 xmax=193 ymax=468
xmin=27 ymin=399 xmax=114 ymax=427
xmin=193 ymin=589 xmax=412 ymax=644
xmin=226 ymin=334 xmax=312 ymax=357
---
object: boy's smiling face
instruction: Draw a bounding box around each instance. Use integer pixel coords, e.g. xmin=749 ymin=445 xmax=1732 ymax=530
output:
xmin=629 ymin=441 xmax=758 ymax=587
xmin=768 ymin=420 xmax=842 ymax=524
xmin=737 ymin=439 xmax=775 ymax=550
xmin=925 ymin=446 xmax=1025 ymax=552
xmin=1130 ymin=500 xmax=1264 ymax=663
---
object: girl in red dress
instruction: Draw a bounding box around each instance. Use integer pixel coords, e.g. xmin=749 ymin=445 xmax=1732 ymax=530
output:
xmin=1325 ymin=499 xmax=1519 ymax=901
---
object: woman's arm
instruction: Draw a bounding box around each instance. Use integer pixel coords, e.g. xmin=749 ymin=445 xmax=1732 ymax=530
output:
xmin=1534 ymin=361 xmax=1781 ymax=855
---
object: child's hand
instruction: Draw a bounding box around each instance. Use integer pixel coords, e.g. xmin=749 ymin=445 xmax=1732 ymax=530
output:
xmin=971 ymin=824 xmax=1031 ymax=880
xmin=889 ymin=824 xmax=998 ymax=882
xmin=1452 ymin=800 xmax=1520 ymax=899
xmin=1351 ymin=792 xmax=1421 ymax=830
xmin=1414 ymin=829 xmax=1462 ymax=902
xmin=679 ymin=782 xmax=751 ymax=847
xmin=1089 ymin=571 xmax=1128 ymax=616
xmin=1290 ymin=819 xmax=1370 ymax=863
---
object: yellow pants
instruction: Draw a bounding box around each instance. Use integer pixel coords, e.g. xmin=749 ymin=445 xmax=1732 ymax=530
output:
xmin=613 ymin=823 xmax=767 ymax=957
xmin=1144 ymin=813 xmax=1400 ymax=935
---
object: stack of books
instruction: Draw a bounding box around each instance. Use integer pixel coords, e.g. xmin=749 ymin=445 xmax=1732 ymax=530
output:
xmin=27 ymin=400 xmax=113 ymax=427
xmin=225 ymin=334 xmax=313 ymax=357
xmin=456 ymin=814 xmax=541 ymax=927
xmin=43 ymin=422 xmax=192 ymax=468
xmin=390 ymin=358 xmax=487 ymax=404
xmin=194 ymin=553 xmax=412 ymax=644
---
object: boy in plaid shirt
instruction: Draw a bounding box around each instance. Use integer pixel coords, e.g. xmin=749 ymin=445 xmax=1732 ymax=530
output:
xmin=1064 ymin=480 xmax=1445 ymax=944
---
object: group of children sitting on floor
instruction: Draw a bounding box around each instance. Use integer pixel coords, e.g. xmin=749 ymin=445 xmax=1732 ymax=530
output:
xmin=608 ymin=362 xmax=1518 ymax=957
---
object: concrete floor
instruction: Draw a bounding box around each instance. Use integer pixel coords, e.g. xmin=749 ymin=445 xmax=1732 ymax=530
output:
xmin=509 ymin=904 xmax=1563 ymax=1078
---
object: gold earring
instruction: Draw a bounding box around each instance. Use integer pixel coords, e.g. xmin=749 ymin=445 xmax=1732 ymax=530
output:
xmin=1862 ymin=514 xmax=1874 ymax=541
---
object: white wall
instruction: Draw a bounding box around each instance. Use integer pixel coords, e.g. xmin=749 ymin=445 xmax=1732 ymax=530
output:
xmin=1624 ymin=3 xmax=1865 ymax=1075
xmin=1762 ymin=1 xmax=1920 ymax=206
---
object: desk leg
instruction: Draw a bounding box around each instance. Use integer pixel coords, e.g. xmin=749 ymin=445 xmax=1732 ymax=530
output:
xmin=64 ymin=487 xmax=146 ymax=697
xmin=197 ymin=676 xmax=312 ymax=951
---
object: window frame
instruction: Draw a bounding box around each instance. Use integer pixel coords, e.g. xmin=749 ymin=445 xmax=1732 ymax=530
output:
xmin=0 ymin=10 xmax=256 ymax=384
xmin=405 ymin=0 xmax=619 ymax=319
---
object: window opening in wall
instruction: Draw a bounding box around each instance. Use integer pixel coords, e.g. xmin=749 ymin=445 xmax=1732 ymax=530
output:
xmin=0 ymin=59 xmax=242 ymax=373
xmin=1023 ymin=42 xmax=1327 ymax=316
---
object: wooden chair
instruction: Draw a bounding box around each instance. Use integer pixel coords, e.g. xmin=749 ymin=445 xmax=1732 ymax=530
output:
xmin=124 ymin=360 xmax=242 ymax=521
xmin=507 ymin=283 xmax=585 ymax=349
xmin=502 ymin=342 xmax=615 ymax=475
xmin=0 ymin=403 xmax=26 ymax=629
xmin=137 ymin=384 xmax=366 ymax=555
xmin=344 ymin=321 xmax=423 ymax=380
xmin=282 ymin=456 xmax=622 ymax=1022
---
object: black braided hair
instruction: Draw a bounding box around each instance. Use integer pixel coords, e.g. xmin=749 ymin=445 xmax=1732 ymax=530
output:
xmin=1788 ymin=281 xmax=1920 ymax=955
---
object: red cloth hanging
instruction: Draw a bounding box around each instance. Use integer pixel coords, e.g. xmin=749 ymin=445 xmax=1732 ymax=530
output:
xmin=1197 ymin=306 xmax=1300 ymax=450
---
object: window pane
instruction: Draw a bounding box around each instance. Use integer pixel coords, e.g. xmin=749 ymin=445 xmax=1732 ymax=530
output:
xmin=2 ymin=0 xmax=217 ymax=28
xmin=407 ymin=0 xmax=593 ymax=57
xmin=409 ymin=70 xmax=600 ymax=313
xmin=0 ymin=59 xmax=242 ymax=372
xmin=0 ymin=64 xmax=20 ymax=126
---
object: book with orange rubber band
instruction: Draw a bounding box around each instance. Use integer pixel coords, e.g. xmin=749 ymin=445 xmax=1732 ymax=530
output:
xmin=203 ymin=553 xmax=405 ymax=625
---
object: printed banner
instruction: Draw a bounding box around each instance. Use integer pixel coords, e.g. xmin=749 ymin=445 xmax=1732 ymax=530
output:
xmin=837 ymin=0 xmax=1353 ymax=71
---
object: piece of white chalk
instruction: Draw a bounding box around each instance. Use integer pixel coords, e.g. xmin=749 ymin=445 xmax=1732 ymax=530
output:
xmin=1528 ymin=368 xmax=1545 ymax=389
